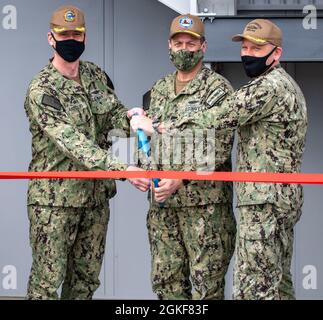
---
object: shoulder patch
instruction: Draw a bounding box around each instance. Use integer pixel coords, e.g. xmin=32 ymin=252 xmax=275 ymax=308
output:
xmin=41 ymin=94 xmax=62 ymax=110
xmin=206 ymin=87 xmax=227 ymax=107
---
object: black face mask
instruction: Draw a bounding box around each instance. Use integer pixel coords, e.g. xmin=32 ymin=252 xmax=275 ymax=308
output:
xmin=51 ymin=33 xmax=85 ymax=63
xmin=241 ymin=47 xmax=277 ymax=78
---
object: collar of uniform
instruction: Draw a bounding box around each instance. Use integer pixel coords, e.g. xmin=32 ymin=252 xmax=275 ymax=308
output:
xmin=46 ymin=61 xmax=89 ymax=95
xmin=243 ymin=64 xmax=283 ymax=89
xmin=261 ymin=63 xmax=282 ymax=77
xmin=157 ymin=67 xmax=206 ymax=100
xmin=178 ymin=67 xmax=206 ymax=96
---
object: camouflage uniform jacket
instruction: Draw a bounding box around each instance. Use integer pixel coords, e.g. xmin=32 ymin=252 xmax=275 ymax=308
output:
xmin=169 ymin=65 xmax=308 ymax=209
xmin=25 ymin=61 xmax=129 ymax=208
xmin=143 ymin=67 xmax=234 ymax=207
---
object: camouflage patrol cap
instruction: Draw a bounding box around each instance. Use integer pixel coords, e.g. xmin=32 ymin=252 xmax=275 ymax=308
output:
xmin=50 ymin=5 xmax=86 ymax=33
xmin=232 ymin=19 xmax=282 ymax=47
xmin=170 ymin=14 xmax=205 ymax=39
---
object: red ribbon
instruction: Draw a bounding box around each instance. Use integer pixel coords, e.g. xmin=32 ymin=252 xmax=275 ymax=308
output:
xmin=0 ymin=171 xmax=323 ymax=184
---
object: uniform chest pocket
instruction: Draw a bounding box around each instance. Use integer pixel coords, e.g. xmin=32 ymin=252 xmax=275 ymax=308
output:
xmin=183 ymin=100 xmax=209 ymax=117
xmin=90 ymin=90 xmax=116 ymax=115
xmin=66 ymin=97 xmax=92 ymax=125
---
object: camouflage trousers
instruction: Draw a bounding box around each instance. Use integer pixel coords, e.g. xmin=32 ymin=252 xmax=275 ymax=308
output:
xmin=233 ymin=203 xmax=302 ymax=300
xmin=26 ymin=203 xmax=110 ymax=300
xmin=147 ymin=203 xmax=236 ymax=300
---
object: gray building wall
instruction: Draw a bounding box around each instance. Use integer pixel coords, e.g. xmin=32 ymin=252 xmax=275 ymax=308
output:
xmin=0 ymin=0 xmax=322 ymax=299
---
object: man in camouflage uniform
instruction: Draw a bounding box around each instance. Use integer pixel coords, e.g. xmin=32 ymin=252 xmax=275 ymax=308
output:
xmin=24 ymin=5 xmax=149 ymax=300
xmin=134 ymin=19 xmax=307 ymax=300
xmin=228 ymin=20 xmax=307 ymax=300
xmin=131 ymin=14 xmax=236 ymax=300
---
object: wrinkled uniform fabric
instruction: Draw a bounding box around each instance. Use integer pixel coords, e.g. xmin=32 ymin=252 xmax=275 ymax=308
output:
xmin=166 ymin=66 xmax=308 ymax=299
xmin=25 ymin=61 xmax=129 ymax=299
xmin=140 ymin=67 xmax=236 ymax=299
